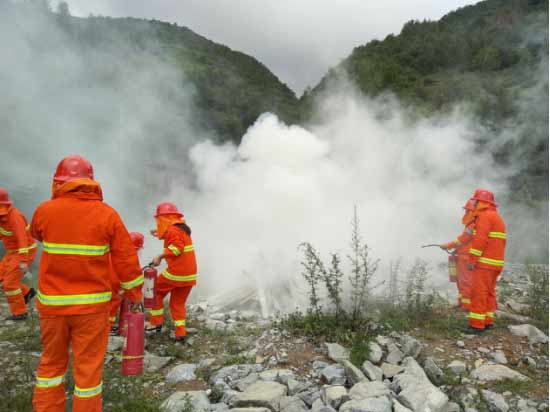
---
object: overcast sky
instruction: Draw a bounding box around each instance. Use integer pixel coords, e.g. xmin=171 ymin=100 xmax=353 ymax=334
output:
xmin=60 ymin=0 xmax=478 ymax=95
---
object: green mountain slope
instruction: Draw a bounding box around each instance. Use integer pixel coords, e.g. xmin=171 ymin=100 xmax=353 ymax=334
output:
xmin=303 ymin=0 xmax=548 ymax=201
xmin=1 ymin=1 xmax=299 ymax=144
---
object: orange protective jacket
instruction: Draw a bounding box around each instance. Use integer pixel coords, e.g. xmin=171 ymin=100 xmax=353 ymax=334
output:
xmin=0 ymin=207 xmax=36 ymax=264
xmin=160 ymin=224 xmax=197 ymax=287
xmin=468 ymin=204 xmax=506 ymax=271
xmin=30 ymin=179 xmax=143 ymax=316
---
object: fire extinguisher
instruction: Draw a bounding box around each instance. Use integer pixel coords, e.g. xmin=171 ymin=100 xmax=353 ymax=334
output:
xmin=118 ymin=298 xmax=130 ymax=336
xmin=143 ymin=264 xmax=157 ymax=309
xmin=121 ymin=308 xmax=144 ymax=376
xmin=448 ymin=253 xmax=458 ymax=283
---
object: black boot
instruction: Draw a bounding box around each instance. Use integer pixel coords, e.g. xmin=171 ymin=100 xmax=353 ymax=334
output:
xmin=24 ymin=288 xmax=37 ymax=304
xmin=6 ymin=314 xmax=28 ymax=321
xmin=463 ymin=326 xmax=485 ymax=335
xmin=145 ymin=325 xmax=162 ymax=335
xmin=110 ymin=325 xmax=119 ymax=336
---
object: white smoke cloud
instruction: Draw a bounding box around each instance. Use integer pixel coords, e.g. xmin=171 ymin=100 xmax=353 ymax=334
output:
xmin=164 ymin=87 xmax=512 ymax=313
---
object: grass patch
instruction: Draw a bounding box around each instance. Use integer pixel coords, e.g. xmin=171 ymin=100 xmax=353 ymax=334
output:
xmin=490 ymin=378 xmax=537 ymax=395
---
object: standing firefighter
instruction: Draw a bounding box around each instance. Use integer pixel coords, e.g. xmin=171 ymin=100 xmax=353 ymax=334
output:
xmin=465 ymin=188 xmax=506 ymax=334
xmin=148 ymin=202 xmax=197 ymax=342
xmin=0 ymin=188 xmax=37 ymax=320
xmin=109 ymin=231 xmax=144 ymax=334
xmin=31 ymin=155 xmax=144 ymax=412
xmin=440 ymin=198 xmax=477 ymax=310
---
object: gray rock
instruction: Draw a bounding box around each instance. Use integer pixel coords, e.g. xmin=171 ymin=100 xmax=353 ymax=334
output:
xmin=143 ymin=353 xmax=173 ymax=373
xmin=298 ymin=389 xmax=321 ymax=407
xmin=517 ymin=399 xmax=538 ymax=412
xmin=538 ymin=402 xmax=549 ymax=411
xmin=506 ymin=300 xmax=531 ymax=315
xmin=386 ymin=348 xmax=404 ymax=365
xmin=424 ymin=358 xmax=444 ymax=385
xmin=321 ymin=364 xmax=346 ymax=385
xmin=393 ymin=399 xmax=414 ymax=412
xmin=231 ymin=381 xmax=288 ymax=412
xmin=442 ymin=402 xmax=461 ymax=412
xmin=322 ymin=385 xmax=348 ymax=409
xmin=508 ymin=324 xmax=549 ymax=344
xmin=210 ymin=312 xmax=228 ymax=321
xmin=340 ymin=397 xmax=392 ymax=412
xmin=523 ymin=356 xmax=537 ymax=369
xmin=368 ymin=342 xmax=384 ymax=364
xmin=393 ymin=358 xmax=448 ymax=412
xmin=107 ymin=336 xmax=124 ymax=352
xmin=482 ymin=390 xmax=509 ymax=412
xmin=230 ymin=409 xmax=270 ymax=412
xmin=376 ymin=335 xmax=391 ymax=347
xmin=490 ymin=350 xmax=508 ymax=365
xmin=210 ymin=364 xmax=259 ymax=385
xmin=313 ymin=361 xmax=330 ymax=373
xmin=447 ymin=360 xmax=467 ymax=374
xmin=362 ymin=361 xmax=383 ymax=381
xmin=206 ymin=319 xmax=227 ymax=331
xmin=381 ymin=362 xmax=404 ymax=378
xmin=260 ymin=369 xmax=295 ymax=384
xmin=456 ymin=340 xmax=465 ymax=348
xmin=471 ymin=364 xmax=528 ymax=382
xmin=311 ymin=399 xmax=337 ymax=412
xmin=209 ymin=403 xmax=229 ymax=412
xmin=478 ymin=347 xmax=490 ymax=354
xmin=342 ymin=360 xmax=368 ymax=385
xmin=279 ymin=396 xmax=308 ymax=412
xmin=287 ymin=379 xmax=309 ymax=396
xmin=198 ymin=358 xmax=217 ymax=369
xmin=235 ymin=373 xmax=260 ymax=392
xmin=401 ymin=336 xmax=422 ymax=359
xmin=349 ymin=381 xmax=390 ymax=400
xmin=166 ymin=364 xmax=197 ymax=383
xmin=325 ymin=343 xmax=350 ymax=362
xmin=161 ymin=391 xmax=210 ymax=412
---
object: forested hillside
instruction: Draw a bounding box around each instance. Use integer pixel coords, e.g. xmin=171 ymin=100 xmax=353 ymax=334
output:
xmin=1 ymin=0 xmax=299 ymax=144
xmin=303 ymin=0 xmax=549 ymax=201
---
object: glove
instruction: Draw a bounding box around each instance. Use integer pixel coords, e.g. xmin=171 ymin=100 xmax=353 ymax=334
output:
xmin=440 ymin=242 xmax=455 ymax=250
xmin=152 ymin=255 xmax=163 ymax=267
xmin=19 ymin=262 xmax=28 ymax=273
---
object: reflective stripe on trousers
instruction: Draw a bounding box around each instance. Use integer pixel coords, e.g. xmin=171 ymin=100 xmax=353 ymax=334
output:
xmin=74 ymin=382 xmax=102 ymax=398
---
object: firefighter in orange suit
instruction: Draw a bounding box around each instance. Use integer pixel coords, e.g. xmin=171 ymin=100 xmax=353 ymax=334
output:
xmin=440 ymin=198 xmax=477 ymax=310
xmin=0 ymin=188 xmax=37 ymax=320
xmin=109 ymin=231 xmax=144 ymax=334
xmin=31 ymin=155 xmax=144 ymax=412
xmin=465 ymin=188 xmax=506 ymax=334
xmin=148 ymin=202 xmax=197 ymax=342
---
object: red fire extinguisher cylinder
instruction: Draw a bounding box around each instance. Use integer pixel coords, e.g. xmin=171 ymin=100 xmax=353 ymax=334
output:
xmin=143 ymin=265 xmax=157 ymax=309
xmin=121 ymin=311 xmax=144 ymax=376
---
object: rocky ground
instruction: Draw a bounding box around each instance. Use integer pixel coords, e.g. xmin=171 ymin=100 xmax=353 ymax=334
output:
xmin=0 ymin=265 xmax=547 ymax=412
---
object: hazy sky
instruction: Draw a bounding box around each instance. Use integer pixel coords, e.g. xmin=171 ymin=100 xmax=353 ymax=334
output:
xmin=61 ymin=0 xmax=478 ymax=94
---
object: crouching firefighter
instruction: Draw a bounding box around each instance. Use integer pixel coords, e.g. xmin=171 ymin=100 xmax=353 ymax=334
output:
xmin=31 ymin=155 xmax=144 ymax=412
xmin=0 ymin=187 xmax=37 ymax=320
xmin=464 ymin=188 xmax=506 ymax=335
xmin=148 ymin=202 xmax=197 ymax=343
xmin=440 ymin=198 xmax=477 ymax=310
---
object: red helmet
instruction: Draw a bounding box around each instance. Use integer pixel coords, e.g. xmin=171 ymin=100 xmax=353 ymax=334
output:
xmin=53 ymin=155 xmax=94 ymax=182
xmin=0 ymin=188 xmax=12 ymax=206
xmin=463 ymin=198 xmax=476 ymax=211
xmin=129 ymin=232 xmax=144 ymax=250
xmin=155 ymin=202 xmax=183 ymax=218
xmin=472 ymin=188 xmax=497 ymax=206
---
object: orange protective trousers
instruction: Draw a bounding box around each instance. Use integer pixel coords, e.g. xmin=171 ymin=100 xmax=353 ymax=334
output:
xmin=32 ymin=312 xmax=109 ymax=412
xmin=468 ymin=267 xmax=499 ymax=329
xmin=1 ymin=249 xmax=36 ymax=315
xmin=149 ymin=275 xmax=192 ymax=337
